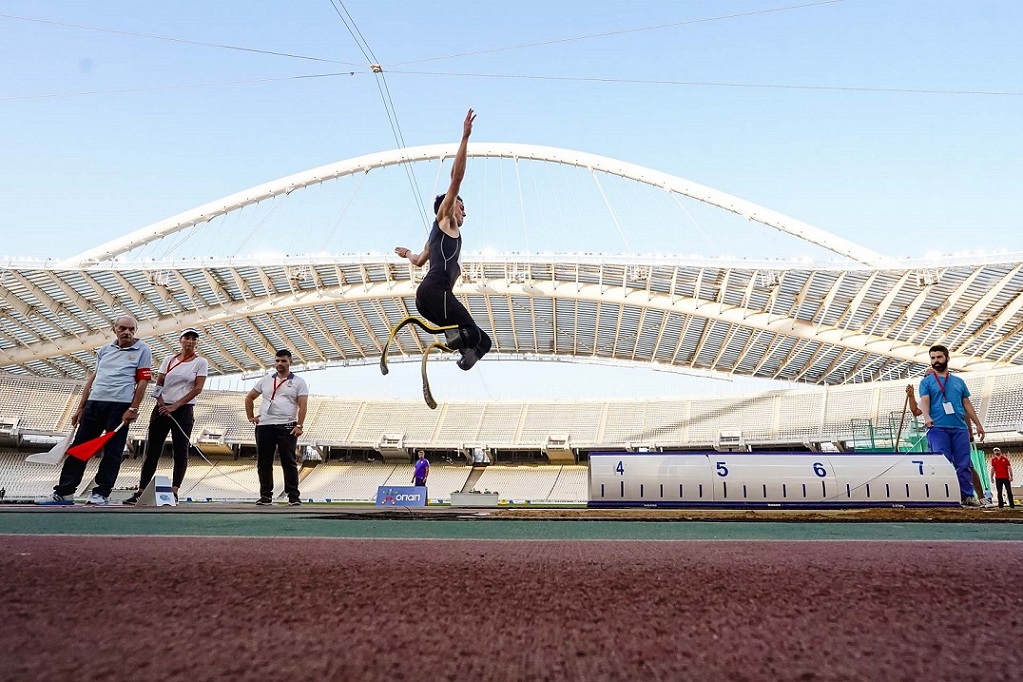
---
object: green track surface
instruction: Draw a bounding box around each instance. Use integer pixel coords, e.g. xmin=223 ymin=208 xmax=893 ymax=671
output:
xmin=1 ymin=511 xmax=1022 ymax=540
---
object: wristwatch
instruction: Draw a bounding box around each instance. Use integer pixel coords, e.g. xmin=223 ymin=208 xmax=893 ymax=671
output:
xmin=127 ymin=407 xmax=139 ymax=413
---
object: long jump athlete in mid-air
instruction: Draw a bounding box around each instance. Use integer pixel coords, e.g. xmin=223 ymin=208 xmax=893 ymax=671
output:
xmin=394 ymin=108 xmax=492 ymax=371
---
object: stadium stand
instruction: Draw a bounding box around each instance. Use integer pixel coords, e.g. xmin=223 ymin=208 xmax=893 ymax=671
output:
xmin=0 ymin=374 xmax=80 ymax=433
xmin=519 ymin=402 xmax=601 ymax=445
xmin=0 ymin=449 xmax=59 ymax=498
xmin=599 ymin=401 xmax=644 ymax=446
xmin=479 ymin=403 xmax=526 ymax=447
xmin=298 ymin=461 xmax=396 ymax=501
xmin=179 ymin=462 xmax=262 ymax=501
xmin=547 ymin=466 xmax=589 ymax=503
xmin=986 ymin=372 xmax=1023 ymax=431
xmin=775 ymin=391 xmax=825 ymax=443
xmin=433 ymin=402 xmax=485 ymax=445
xmin=305 ymin=400 xmax=361 ymax=445
xmin=2 ymin=367 xmax=1023 ymax=503
xmin=474 ymin=465 xmax=563 ymax=502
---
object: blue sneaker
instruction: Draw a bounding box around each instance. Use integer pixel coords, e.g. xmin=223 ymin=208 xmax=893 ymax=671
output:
xmin=35 ymin=492 xmax=74 ymax=506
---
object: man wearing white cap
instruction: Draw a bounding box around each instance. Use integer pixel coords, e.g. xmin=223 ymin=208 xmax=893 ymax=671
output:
xmin=125 ymin=327 xmax=208 ymax=505
xmin=989 ymin=447 xmax=1015 ymax=509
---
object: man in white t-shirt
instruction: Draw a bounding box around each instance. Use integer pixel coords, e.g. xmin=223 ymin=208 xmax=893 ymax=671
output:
xmin=125 ymin=327 xmax=209 ymax=505
xmin=244 ymin=349 xmax=309 ymax=506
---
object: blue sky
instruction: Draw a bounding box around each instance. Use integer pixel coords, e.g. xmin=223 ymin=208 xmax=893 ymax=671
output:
xmin=2 ymin=1 xmax=1021 ymax=399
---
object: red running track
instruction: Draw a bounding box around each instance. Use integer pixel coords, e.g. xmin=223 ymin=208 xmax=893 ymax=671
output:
xmin=1 ymin=537 xmax=1021 ymax=681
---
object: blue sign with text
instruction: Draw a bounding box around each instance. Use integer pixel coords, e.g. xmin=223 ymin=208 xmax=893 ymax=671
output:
xmin=375 ymin=485 xmax=427 ymax=507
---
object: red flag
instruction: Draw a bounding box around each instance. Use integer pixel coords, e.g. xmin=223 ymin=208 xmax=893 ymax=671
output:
xmin=66 ymin=423 xmax=125 ymax=461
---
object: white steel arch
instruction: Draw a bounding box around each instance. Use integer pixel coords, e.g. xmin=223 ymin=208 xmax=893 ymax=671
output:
xmin=62 ymin=144 xmax=890 ymax=268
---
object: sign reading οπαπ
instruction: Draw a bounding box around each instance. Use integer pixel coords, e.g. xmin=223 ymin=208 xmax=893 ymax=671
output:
xmin=375 ymin=485 xmax=427 ymax=507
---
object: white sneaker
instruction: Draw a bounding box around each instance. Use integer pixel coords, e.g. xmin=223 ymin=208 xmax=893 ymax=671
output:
xmin=35 ymin=492 xmax=74 ymax=506
xmin=85 ymin=493 xmax=110 ymax=506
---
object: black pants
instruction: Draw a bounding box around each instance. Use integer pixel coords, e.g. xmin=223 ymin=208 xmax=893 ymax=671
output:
xmin=140 ymin=404 xmax=194 ymax=489
xmin=55 ymin=400 xmax=132 ymax=497
xmin=416 ymin=280 xmax=492 ymax=358
xmin=414 ymin=477 xmax=427 ymax=487
xmin=995 ymin=478 xmax=1015 ymax=508
xmin=255 ymin=423 xmax=300 ymax=500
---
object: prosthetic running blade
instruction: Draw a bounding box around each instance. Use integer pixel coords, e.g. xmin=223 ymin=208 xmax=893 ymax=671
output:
xmin=380 ymin=315 xmax=459 ymax=376
xmin=421 ymin=341 xmax=454 ymax=410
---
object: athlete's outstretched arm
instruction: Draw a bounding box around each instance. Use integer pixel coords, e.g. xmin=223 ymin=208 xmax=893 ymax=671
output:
xmin=436 ymin=108 xmax=475 ymax=225
xmin=395 ymin=241 xmax=430 ymax=267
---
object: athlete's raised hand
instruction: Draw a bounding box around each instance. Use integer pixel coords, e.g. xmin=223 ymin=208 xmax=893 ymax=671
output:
xmin=463 ymin=108 xmax=475 ymax=139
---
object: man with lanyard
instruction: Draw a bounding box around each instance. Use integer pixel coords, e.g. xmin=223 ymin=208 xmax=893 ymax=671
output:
xmin=906 ymin=367 xmax=988 ymax=503
xmin=36 ymin=315 xmax=152 ymax=505
xmin=124 ymin=327 xmax=208 ymax=505
xmin=244 ymin=349 xmax=309 ymax=506
xmin=413 ymin=449 xmax=430 ymax=488
xmin=919 ymin=344 xmax=986 ymax=506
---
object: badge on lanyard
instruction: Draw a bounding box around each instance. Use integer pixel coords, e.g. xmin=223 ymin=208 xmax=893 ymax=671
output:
xmin=935 ymin=374 xmax=956 ymax=415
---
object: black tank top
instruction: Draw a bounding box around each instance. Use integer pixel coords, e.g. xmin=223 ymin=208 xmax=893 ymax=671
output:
xmin=422 ymin=220 xmax=461 ymax=289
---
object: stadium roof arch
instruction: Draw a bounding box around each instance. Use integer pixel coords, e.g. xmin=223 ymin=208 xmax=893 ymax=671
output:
xmin=3 ymin=144 xmax=1022 ymax=385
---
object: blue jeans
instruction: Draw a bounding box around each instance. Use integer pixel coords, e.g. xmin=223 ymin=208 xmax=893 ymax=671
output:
xmin=926 ymin=426 xmax=974 ymax=499
xmin=55 ymin=400 xmax=132 ymax=497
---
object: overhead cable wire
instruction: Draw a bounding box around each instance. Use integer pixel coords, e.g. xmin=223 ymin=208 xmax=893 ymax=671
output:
xmin=325 ymin=0 xmax=431 ymax=232
xmin=0 ymin=12 xmax=361 ymax=66
xmin=385 ymin=0 xmax=848 ymax=67
xmin=385 ymin=69 xmax=1023 ymax=97
xmin=324 ymin=0 xmax=374 ymax=63
xmin=320 ymin=172 xmax=369 ymax=251
xmin=513 ymin=159 xmax=531 ymax=254
xmin=590 ymin=171 xmax=630 ymax=253
xmin=1 ymin=71 xmax=359 ymax=102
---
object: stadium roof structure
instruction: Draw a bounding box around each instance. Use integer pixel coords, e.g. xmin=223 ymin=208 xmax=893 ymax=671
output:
xmin=2 ymin=144 xmax=1022 ymax=385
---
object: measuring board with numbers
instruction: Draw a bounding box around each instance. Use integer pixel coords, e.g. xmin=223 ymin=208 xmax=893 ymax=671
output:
xmin=588 ymin=452 xmax=960 ymax=508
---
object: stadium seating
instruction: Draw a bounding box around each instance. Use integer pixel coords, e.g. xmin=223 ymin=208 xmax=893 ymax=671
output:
xmin=298 ymin=461 xmax=396 ymax=501
xmin=474 ymin=465 xmax=563 ymax=502
xmin=547 ymin=466 xmax=589 ymax=503
xmin=2 ymin=366 xmax=1023 ymax=503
